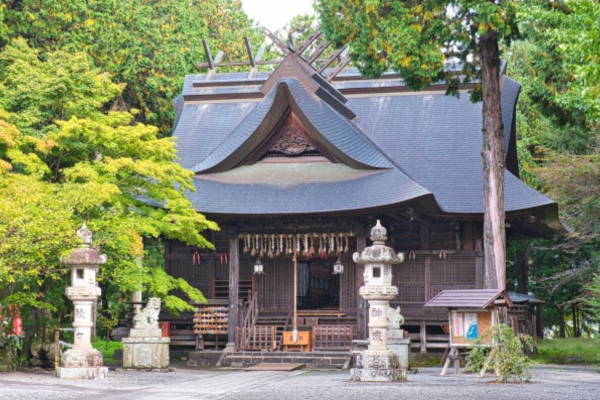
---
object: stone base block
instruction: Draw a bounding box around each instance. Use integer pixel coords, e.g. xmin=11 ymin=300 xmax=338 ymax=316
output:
xmin=61 ymin=349 xmax=104 ymax=368
xmin=122 ymin=337 xmax=170 ymax=369
xmin=350 ymin=367 xmax=407 ymax=382
xmin=351 ymin=349 xmax=407 ymax=382
xmin=116 ymin=367 xmax=176 ymax=373
xmin=129 ymin=328 xmax=162 ymax=338
xmin=56 ymin=366 xmax=108 ymax=379
xmin=388 ymin=338 xmax=411 ymax=370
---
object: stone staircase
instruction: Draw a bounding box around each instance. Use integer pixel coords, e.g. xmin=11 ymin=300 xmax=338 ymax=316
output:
xmin=218 ymin=351 xmax=353 ymax=370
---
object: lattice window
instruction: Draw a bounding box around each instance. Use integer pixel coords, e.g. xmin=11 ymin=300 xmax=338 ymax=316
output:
xmin=394 ymin=259 xmax=425 ymax=284
xmin=393 ymin=285 xmax=425 ymax=310
xmin=430 ymin=258 xmax=476 ymax=285
xmin=261 ymin=259 xmax=292 ymax=309
xmin=429 ymin=221 xmax=457 ymax=250
xmin=395 ymin=222 xmax=422 ymax=251
xmin=340 ymin=258 xmax=357 ymax=311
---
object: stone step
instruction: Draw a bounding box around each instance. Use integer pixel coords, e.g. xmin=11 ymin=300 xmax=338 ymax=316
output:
xmin=220 ymin=351 xmax=352 ymax=370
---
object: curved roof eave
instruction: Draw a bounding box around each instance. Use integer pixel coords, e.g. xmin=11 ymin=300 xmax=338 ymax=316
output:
xmin=190 ymin=78 xmax=394 ymax=173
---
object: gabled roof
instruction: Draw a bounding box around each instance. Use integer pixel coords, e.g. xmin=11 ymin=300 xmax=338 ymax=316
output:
xmin=189 ymin=78 xmax=393 ymax=173
xmin=171 ymin=56 xmax=565 ymax=235
xmin=424 ymin=289 xmax=513 ymax=309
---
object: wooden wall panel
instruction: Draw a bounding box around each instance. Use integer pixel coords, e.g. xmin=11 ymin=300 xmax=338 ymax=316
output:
xmin=261 ymin=258 xmax=293 ymax=309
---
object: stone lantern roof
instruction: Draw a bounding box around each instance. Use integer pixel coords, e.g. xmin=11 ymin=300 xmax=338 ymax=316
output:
xmin=61 ymin=224 xmax=107 ymax=266
xmin=353 ymin=220 xmax=405 ymax=265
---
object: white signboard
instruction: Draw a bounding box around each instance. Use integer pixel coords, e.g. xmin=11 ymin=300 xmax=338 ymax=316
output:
xmin=452 ymin=312 xmax=464 ymax=337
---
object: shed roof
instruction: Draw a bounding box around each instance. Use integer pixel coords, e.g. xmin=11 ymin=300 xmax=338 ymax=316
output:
xmin=507 ymin=292 xmax=545 ymax=305
xmin=424 ymin=289 xmax=513 ymax=309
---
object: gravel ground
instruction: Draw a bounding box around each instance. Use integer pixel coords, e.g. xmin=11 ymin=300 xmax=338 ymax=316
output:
xmin=0 ymin=364 xmax=598 ymax=400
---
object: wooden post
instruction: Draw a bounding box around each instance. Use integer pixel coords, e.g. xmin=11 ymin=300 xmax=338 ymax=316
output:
xmin=228 ymin=236 xmax=239 ymax=345
xmin=356 ymin=234 xmax=367 ymax=339
xmin=420 ymin=320 xmax=427 ymax=353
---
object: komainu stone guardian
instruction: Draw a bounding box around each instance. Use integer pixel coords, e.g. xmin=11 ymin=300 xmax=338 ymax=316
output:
xmin=351 ymin=220 xmax=407 ymax=382
xmin=122 ymin=297 xmax=171 ymax=370
xmin=56 ymin=224 xmax=108 ymax=379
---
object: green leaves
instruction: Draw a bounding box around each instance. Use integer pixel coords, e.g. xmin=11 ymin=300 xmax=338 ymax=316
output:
xmin=466 ymin=323 xmax=533 ymax=382
xmin=0 ymin=0 xmax=263 ymax=135
xmin=0 ymin=39 xmax=215 ymax=312
xmin=316 ymin=0 xmax=519 ymax=101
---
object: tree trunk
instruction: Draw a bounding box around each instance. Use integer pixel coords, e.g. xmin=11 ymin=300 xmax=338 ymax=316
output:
xmin=516 ymin=247 xmax=530 ymax=294
xmin=479 ymin=28 xmax=506 ymax=290
xmin=559 ymin=306 xmax=565 ymax=338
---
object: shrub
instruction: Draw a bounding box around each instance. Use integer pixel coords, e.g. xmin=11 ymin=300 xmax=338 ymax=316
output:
xmin=466 ymin=323 xmax=533 ymax=382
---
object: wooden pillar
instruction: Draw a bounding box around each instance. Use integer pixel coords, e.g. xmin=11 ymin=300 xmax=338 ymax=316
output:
xmin=420 ymin=320 xmax=427 ymax=353
xmin=227 ymin=235 xmax=239 ymax=345
xmin=356 ymin=235 xmax=367 ymax=340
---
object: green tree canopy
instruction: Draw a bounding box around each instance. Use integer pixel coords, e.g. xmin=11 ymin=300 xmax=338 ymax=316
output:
xmin=0 ymin=39 xmax=215 ymax=313
xmin=0 ymin=0 xmax=263 ymax=135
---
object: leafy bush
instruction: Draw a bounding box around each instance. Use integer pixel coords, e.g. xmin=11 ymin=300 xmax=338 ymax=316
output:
xmin=466 ymin=323 xmax=533 ymax=382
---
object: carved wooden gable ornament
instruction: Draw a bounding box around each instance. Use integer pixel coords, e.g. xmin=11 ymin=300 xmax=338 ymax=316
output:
xmin=245 ymin=110 xmax=339 ymax=164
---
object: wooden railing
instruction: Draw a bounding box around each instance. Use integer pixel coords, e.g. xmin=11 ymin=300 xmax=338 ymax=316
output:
xmin=240 ymin=289 xmax=259 ymax=348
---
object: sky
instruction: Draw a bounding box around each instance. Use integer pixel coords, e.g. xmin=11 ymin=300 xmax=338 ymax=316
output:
xmin=241 ymin=0 xmax=316 ymax=32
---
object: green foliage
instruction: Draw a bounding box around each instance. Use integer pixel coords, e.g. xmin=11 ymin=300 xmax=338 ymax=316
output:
xmin=316 ymin=0 xmax=519 ymax=100
xmin=532 ymin=338 xmax=600 ymax=365
xmin=518 ymin=0 xmax=600 ymax=127
xmin=0 ymin=39 xmax=216 ymax=314
xmin=466 ymin=323 xmax=533 ymax=382
xmin=0 ymin=0 xmax=263 ymax=135
xmin=92 ymin=338 xmax=123 ymax=363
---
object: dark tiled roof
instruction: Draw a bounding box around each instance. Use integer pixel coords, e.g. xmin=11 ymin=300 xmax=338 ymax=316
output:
xmin=507 ymin=292 xmax=544 ymax=305
xmin=424 ymin=289 xmax=513 ymax=308
xmin=187 ymin=78 xmax=393 ymax=173
xmin=171 ymin=60 xmax=561 ymax=225
xmin=187 ymin=160 xmax=436 ymax=215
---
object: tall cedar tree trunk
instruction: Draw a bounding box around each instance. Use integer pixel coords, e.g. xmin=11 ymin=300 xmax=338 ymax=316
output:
xmin=480 ymin=28 xmax=506 ymax=290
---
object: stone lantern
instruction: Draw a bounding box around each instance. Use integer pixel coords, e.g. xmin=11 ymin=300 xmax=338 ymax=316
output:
xmin=351 ymin=220 xmax=407 ymax=382
xmin=56 ymin=224 xmax=108 ymax=379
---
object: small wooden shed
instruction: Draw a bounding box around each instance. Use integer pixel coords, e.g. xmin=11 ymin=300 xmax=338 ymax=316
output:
xmin=424 ymin=289 xmax=513 ymax=375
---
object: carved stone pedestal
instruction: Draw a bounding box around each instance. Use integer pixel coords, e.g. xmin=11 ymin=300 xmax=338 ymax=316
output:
xmin=56 ymin=349 xmax=108 ymax=379
xmin=121 ymin=298 xmax=172 ymax=371
xmin=388 ymin=330 xmax=411 ymax=371
xmin=122 ymin=335 xmax=170 ymax=370
xmin=351 ymin=350 xmax=407 ymax=382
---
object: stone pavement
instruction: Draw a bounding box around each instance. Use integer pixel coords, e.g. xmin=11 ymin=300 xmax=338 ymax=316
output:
xmin=0 ymin=365 xmax=598 ymax=400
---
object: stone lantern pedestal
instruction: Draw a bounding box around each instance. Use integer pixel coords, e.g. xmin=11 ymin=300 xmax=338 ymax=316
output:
xmin=350 ymin=220 xmax=407 ymax=382
xmin=56 ymin=224 xmax=108 ymax=379
xmin=121 ymin=297 xmax=171 ymax=371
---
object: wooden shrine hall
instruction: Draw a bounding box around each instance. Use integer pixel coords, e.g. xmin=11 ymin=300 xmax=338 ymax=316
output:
xmin=161 ymin=32 xmax=565 ymax=358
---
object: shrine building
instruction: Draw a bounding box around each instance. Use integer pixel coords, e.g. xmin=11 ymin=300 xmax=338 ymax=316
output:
xmin=161 ymin=35 xmax=564 ymax=358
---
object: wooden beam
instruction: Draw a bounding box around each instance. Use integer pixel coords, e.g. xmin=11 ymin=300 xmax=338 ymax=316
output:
xmin=287 ymin=33 xmax=296 ymax=53
xmin=326 ymin=57 xmax=351 ymax=82
xmin=206 ymin=51 xmax=223 ymax=80
xmin=244 ymin=37 xmax=256 ymax=68
xmin=296 ymin=30 xmax=321 ymax=56
xmin=263 ymin=28 xmax=292 ymax=55
xmin=202 ymin=39 xmax=214 ymax=70
xmin=317 ymin=45 xmax=347 ymax=73
xmin=228 ymin=237 xmax=239 ymax=344
xmin=248 ymin=44 xmax=266 ymax=79
xmin=306 ymin=40 xmax=331 ymax=64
